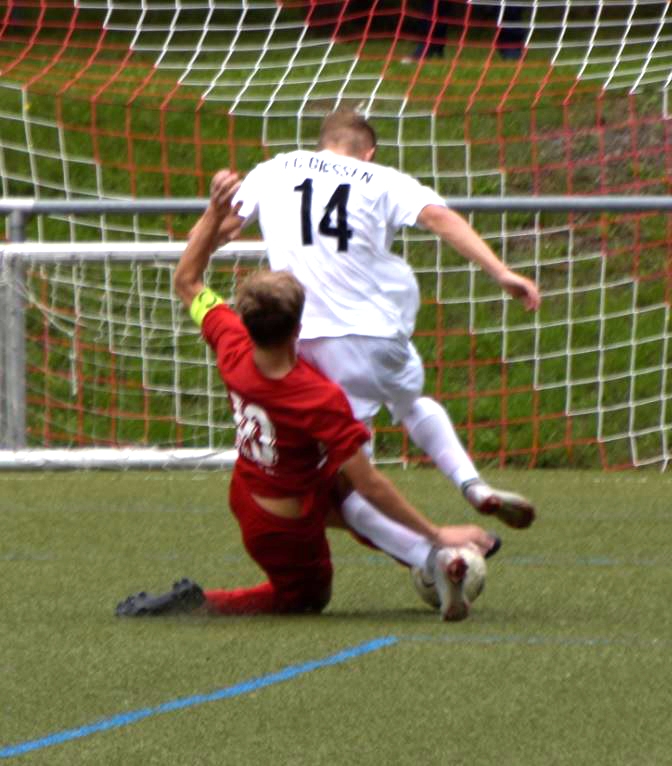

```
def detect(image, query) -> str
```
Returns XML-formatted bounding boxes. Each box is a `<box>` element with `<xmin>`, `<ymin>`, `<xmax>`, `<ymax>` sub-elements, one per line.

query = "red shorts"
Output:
<box><xmin>228</xmin><ymin>468</ymin><xmax>335</xmax><ymax>609</ymax></box>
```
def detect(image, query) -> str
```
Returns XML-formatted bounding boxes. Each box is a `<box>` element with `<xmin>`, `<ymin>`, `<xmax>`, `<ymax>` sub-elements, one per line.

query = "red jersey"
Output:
<box><xmin>201</xmin><ymin>304</ymin><xmax>370</xmax><ymax>497</ymax></box>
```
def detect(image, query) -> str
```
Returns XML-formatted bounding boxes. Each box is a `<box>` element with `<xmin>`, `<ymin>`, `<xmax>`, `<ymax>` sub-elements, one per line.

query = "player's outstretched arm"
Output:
<box><xmin>341</xmin><ymin>450</ymin><xmax>442</xmax><ymax>544</ymax></box>
<box><xmin>417</xmin><ymin>204</ymin><xmax>541</xmax><ymax>311</ymax></box>
<box><xmin>174</xmin><ymin>171</ymin><xmax>240</xmax><ymax>308</ymax></box>
<box><xmin>341</xmin><ymin>448</ymin><xmax>488</xmax><ymax>549</ymax></box>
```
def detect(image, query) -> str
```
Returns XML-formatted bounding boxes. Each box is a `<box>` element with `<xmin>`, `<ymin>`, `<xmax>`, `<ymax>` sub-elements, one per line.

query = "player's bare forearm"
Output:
<box><xmin>418</xmin><ymin>204</ymin><xmax>541</xmax><ymax>311</ymax></box>
<box><xmin>174</xmin><ymin>171</ymin><xmax>240</xmax><ymax>308</ymax></box>
<box><xmin>341</xmin><ymin>450</ymin><xmax>441</xmax><ymax>545</ymax></box>
<box><xmin>174</xmin><ymin>206</ymin><xmax>221</xmax><ymax>307</ymax></box>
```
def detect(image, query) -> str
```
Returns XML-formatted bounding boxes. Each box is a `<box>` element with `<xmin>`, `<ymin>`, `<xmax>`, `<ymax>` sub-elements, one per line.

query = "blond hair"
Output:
<box><xmin>317</xmin><ymin>109</ymin><xmax>377</xmax><ymax>156</ymax></box>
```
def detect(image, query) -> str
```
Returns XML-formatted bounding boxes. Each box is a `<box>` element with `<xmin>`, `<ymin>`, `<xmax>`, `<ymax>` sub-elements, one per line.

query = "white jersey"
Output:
<box><xmin>233</xmin><ymin>149</ymin><xmax>446</xmax><ymax>340</ymax></box>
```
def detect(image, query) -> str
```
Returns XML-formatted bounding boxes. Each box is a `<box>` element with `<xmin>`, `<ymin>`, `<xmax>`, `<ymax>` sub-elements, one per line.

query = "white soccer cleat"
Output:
<box><xmin>462</xmin><ymin>479</ymin><xmax>535</xmax><ymax>529</ymax></box>
<box><xmin>433</xmin><ymin>548</ymin><xmax>470</xmax><ymax>622</ymax></box>
<box><xmin>413</xmin><ymin>545</ymin><xmax>488</xmax><ymax>619</ymax></box>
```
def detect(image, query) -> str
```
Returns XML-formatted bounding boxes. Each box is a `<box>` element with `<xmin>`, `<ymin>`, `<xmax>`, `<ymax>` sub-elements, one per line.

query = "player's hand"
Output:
<box><xmin>209</xmin><ymin>169</ymin><xmax>241</xmax><ymax>218</ymax></box>
<box><xmin>433</xmin><ymin>524</ymin><xmax>496</xmax><ymax>556</ymax></box>
<box><xmin>216</xmin><ymin>209</ymin><xmax>243</xmax><ymax>246</ymax></box>
<box><xmin>499</xmin><ymin>270</ymin><xmax>541</xmax><ymax>311</ymax></box>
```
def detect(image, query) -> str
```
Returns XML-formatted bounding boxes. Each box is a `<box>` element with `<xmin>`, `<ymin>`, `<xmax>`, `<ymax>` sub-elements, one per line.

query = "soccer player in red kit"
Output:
<box><xmin>197</xmin><ymin>111</ymin><xmax>535</xmax><ymax>611</ymax></box>
<box><xmin>115</xmin><ymin>171</ymin><xmax>496</xmax><ymax>621</ymax></box>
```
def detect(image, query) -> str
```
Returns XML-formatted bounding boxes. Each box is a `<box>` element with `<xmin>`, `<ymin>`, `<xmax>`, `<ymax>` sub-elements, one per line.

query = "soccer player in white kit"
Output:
<box><xmin>205</xmin><ymin>110</ymin><xmax>541</xmax><ymax>594</ymax></box>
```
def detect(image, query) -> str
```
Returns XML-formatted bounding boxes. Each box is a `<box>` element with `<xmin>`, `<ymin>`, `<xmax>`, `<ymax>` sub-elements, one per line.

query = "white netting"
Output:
<box><xmin>1</xmin><ymin>1</ymin><xmax>671</xmax><ymax>468</ymax></box>
<box><xmin>1</xmin><ymin>2</ymin><xmax>671</xmax><ymax>238</ymax></box>
<box><xmin>1</xmin><ymin>235</ymin><xmax>670</xmax><ymax>469</ymax></box>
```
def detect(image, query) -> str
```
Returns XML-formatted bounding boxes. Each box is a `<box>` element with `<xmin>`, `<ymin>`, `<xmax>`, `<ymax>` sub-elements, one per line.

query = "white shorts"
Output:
<box><xmin>298</xmin><ymin>334</ymin><xmax>424</xmax><ymax>424</ymax></box>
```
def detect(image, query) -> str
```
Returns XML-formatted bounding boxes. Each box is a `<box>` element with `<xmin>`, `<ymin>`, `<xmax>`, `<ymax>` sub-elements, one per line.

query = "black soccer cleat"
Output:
<box><xmin>485</xmin><ymin>532</ymin><xmax>502</xmax><ymax>559</ymax></box>
<box><xmin>115</xmin><ymin>578</ymin><xmax>205</xmax><ymax>617</ymax></box>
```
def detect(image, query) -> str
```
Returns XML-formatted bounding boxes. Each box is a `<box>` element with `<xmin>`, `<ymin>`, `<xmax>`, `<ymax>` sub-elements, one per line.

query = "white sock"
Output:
<box><xmin>341</xmin><ymin>492</ymin><xmax>432</xmax><ymax>569</ymax></box>
<box><xmin>403</xmin><ymin>397</ymin><xmax>479</xmax><ymax>489</ymax></box>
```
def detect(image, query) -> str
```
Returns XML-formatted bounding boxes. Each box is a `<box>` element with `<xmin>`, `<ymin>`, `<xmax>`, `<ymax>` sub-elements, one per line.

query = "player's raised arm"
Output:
<box><xmin>417</xmin><ymin>203</ymin><xmax>541</xmax><ymax>312</ymax></box>
<box><xmin>174</xmin><ymin>171</ymin><xmax>240</xmax><ymax>308</ymax></box>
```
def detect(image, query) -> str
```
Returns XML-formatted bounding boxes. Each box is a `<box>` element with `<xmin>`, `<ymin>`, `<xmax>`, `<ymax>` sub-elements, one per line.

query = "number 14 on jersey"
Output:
<box><xmin>294</xmin><ymin>178</ymin><xmax>353</xmax><ymax>252</ymax></box>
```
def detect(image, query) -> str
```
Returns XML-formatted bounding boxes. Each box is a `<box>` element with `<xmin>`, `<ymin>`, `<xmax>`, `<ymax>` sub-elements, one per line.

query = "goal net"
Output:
<box><xmin>1</xmin><ymin>1</ymin><xmax>671</xmax><ymax>470</ymax></box>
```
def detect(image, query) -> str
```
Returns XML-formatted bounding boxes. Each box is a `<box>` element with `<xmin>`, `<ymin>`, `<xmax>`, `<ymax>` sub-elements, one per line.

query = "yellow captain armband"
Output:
<box><xmin>190</xmin><ymin>287</ymin><xmax>225</xmax><ymax>327</ymax></box>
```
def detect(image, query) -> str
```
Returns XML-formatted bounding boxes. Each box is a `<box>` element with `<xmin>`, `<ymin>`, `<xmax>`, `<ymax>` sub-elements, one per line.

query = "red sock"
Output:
<box><xmin>204</xmin><ymin>580</ymin><xmax>330</xmax><ymax>615</ymax></box>
<box><xmin>204</xmin><ymin>583</ymin><xmax>277</xmax><ymax>615</ymax></box>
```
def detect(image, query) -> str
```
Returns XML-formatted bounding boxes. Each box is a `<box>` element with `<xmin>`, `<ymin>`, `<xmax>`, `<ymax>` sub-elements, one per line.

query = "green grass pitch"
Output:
<box><xmin>1</xmin><ymin>467</ymin><xmax>671</xmax><ymax>765</ymax></box>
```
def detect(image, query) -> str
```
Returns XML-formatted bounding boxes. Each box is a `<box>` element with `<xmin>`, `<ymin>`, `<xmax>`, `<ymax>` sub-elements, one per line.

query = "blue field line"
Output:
<box><xmin>0</xmin><ymin>636</ymin><xmax>398</xmax><ymax>760</ymax></box>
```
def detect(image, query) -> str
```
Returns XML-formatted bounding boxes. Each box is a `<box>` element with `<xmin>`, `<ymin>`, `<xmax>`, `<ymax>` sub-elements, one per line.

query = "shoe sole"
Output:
<box><xmin>437</xmin><ymin>555</ymin><xmax>469</xmax><ymax>622</ymax></box>
<box><xmin>478</xmin><ymin>493</ymin><xmax>535</xmax><ymax>529</ymax></box>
